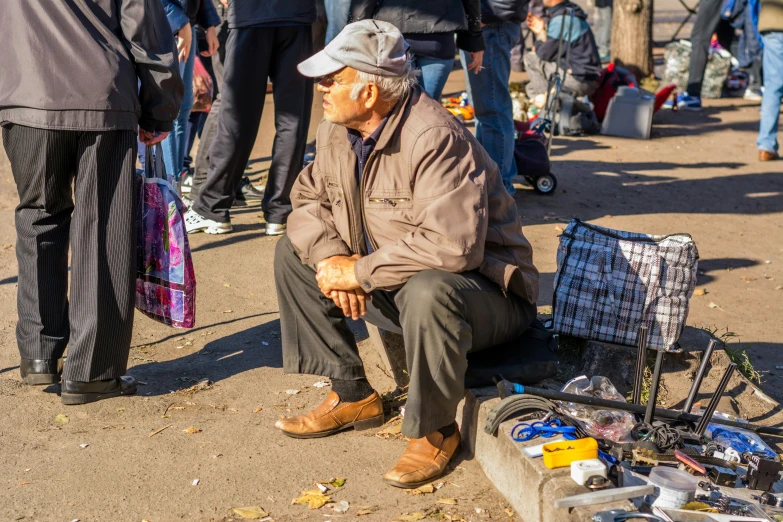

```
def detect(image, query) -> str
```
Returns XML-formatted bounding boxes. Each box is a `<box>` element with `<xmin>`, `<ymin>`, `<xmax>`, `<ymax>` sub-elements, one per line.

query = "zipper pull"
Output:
<box><xmin>383</xmin><ymin>198</ymin><xmax>397</xmax><ymax>207</ymax></box>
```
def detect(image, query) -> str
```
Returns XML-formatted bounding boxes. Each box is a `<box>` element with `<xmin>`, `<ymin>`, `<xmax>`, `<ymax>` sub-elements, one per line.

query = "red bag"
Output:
<box><xmin>590</xmin><ymin>63</ymin><xmax>638</xmax><ymax>122</ymax></box>
<box><xmin>192</xmin><ymin>56</ymin><xmax>213</xmax><ymax>113</ymax></box>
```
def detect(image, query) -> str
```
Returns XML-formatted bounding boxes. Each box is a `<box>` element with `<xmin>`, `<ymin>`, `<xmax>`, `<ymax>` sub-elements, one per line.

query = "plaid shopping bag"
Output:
<box><xmin>552</xmin><ymin>219</ymin><xmax>698</xmax><ymax>351</ymax></box>
<box><xmin>135</xmin><ymin>145</ymin><xmax>196</xmax><ymax>328</ymax></box>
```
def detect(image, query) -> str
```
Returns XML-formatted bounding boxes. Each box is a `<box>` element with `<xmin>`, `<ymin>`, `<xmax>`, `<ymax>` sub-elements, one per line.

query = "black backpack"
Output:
<box><xmin>465</xmin><ymin>320</ymin><xmax>559</xmax><ymax>388</ymax></box>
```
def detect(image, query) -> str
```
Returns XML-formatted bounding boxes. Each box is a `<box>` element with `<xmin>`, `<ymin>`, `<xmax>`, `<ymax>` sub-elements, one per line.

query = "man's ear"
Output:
<box><xmin>364</xmin><ymin>83</ymin><xmax>380</xmax><ymax>109</ymax></box>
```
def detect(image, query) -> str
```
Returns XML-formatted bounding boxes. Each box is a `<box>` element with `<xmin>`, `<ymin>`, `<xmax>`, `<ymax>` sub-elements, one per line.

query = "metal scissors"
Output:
<box><xmin>511</xmin><ymin>418</ymin><xmax>578</xmax><ymax>442</ymax></box>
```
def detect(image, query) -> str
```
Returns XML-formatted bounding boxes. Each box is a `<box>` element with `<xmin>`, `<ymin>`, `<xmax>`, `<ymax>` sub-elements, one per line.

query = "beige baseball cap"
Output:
<box><xmin>298</xmin><ymin>19</ymin><xmax>410</xmax><ymax>78</ymax></box>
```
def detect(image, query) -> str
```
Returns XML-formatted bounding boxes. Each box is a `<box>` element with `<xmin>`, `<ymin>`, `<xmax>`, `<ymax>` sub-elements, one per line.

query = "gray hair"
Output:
<box><xmin>349</xmin><ymin>61</ymin><xmax>420</xmax><ymax>104</ymax></box>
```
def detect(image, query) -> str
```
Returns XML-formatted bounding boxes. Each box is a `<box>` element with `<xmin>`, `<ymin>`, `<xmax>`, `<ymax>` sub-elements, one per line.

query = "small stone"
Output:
<box><xmin>192</xmin><ymin>479</ymin><xmax>200</xmax><ymax>486</ymax></box>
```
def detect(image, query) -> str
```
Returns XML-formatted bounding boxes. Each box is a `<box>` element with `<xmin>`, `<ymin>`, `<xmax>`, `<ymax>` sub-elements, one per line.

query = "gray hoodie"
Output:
<box><xmin>0</xmin><ymin>0</ymin><xmax>183</xmax><ymax>133</ymax></box>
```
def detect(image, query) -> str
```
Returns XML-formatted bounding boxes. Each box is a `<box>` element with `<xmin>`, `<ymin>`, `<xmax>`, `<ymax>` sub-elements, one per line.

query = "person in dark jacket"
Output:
<box><xmin>461</xmin><ymin>0</ymin><xmax>528</xmax><ymax>195</ymax></box>
<box><xmin>159</xmin><ymin>0</ymin><xmax>221</xmax><ymax>181</ymax></box>
<box><xmin>0</xmin><ymin>0</ymin><xmax>182</xmax><ymax>404</ymax></box>
<box><xmin>185</xmin><ymin>0</ymin><xmax>316</xmax><ymax>236</ymax></box>
<box><xmin>524</xmin><ymin>0</ymin><xmax>602</xmax><ymax>98</ymax></box>
<box><xmin>352</xmin><ymin>0</ymin><xmax>487</xmax><ymax>100</ymax></box>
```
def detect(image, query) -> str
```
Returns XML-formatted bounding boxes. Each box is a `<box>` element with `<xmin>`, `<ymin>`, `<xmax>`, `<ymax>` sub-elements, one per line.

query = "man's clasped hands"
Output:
<box><xmin>316</xmin><ymin>255</ymin><xmax>369</xmax><ymax>321</ymax></box>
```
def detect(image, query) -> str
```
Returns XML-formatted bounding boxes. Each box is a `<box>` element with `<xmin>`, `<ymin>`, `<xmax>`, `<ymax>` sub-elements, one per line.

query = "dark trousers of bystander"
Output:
<box><xmin>192</xmin><ymin>25</ymin><xmax>314</xmax><ymax>225</ymax></box>
<box><xmin>2</xmin><ymin>124</ymin><xmax>137</xmax><ymax>382</ymax></box>
<box><xmin>686</xmin><ymin>0</ymin><xmax>736</xmax><ymax>97</ymax></box>
<box><xmin>274</xmin><ymin>235</ymin><xmax>537</xmax><ymax>439</ymax></box>
<box><xmin>190</xmin><ymin>19</ymin><xmax>228</xmax><ymax>201</ymax></box>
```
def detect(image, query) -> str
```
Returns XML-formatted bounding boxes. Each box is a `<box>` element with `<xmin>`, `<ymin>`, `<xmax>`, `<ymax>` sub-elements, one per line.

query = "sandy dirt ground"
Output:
<box><xmin>1</xmin><ymin>15</ymin><xmax>782</xmax><ymax>522</ymax></box>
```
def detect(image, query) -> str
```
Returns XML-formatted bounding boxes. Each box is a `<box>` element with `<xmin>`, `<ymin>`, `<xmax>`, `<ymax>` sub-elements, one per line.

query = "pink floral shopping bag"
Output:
<box><xmin>135</xmin><ymin>145</ymin><xmax>196</xmax><ymax>328</ymax></box>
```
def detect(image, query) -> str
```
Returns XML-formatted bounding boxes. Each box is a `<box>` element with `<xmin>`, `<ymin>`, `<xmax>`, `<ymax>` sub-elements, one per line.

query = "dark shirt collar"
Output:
<box><xmin>347</xmin><ymin>116</ymin><xmax>389</xmax><ymax>147</ymax></box>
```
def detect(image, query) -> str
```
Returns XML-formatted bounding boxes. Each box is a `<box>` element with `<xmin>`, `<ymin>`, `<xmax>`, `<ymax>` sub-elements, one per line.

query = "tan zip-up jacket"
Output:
<box><xmin>287</xmin><ymin>88</ymin><xmax>539</xmax><ymax>304</ymax></box>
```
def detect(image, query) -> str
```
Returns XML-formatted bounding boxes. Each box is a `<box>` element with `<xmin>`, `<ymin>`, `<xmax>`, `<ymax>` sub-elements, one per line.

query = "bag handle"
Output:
<box><xmin>143</xmin><ymin>144</ymin><xmax>168</xmax><ymax>180</ymax></box>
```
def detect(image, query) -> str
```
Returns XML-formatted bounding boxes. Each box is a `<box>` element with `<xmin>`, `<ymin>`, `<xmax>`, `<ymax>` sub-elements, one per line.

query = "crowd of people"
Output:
<box><xmin>0</xmin><ymin>0</ymin><xmax>781</xmax><ymax>489</ymax></box>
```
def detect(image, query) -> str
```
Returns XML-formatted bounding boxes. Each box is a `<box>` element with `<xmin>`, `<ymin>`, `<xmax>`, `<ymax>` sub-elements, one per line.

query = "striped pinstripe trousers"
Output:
<box><xmin>2</xmin><ymin>124</ymin><xmax>137</xmax><ymax>382</ymax></box>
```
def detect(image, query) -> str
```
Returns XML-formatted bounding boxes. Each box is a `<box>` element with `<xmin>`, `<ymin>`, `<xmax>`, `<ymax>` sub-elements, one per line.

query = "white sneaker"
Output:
<box><xmin>184</xmin><ymin>209</ymin><xmax>233</xmax><ymax>234</ymax></box>
<box><xmin>265</xmin><ymin>223</ymin><xmax>287</xmax><ymax>236</ymax></box>
<box><xmin>181</xmin><ymin>174</ymin><xmax>193</xmax><ymax>194</ymax></box>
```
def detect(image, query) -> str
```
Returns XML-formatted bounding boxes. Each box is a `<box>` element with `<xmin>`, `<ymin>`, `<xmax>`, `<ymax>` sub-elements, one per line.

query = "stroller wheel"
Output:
<box><xmin>534</xmin><ymin>174</ymin><xmax>557</xmax><ymax>195</ymax></box>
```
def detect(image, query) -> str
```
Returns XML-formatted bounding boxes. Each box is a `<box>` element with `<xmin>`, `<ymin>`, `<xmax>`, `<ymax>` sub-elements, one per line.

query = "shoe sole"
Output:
<box><xmin>265</xmin><ymin>230</ymin><xmax>286</xmax><ymax>236</ymax></box>
<box><xmin>61</xmin><ymin>385</ymin><xmax>137</xmax><ymax>405</ymax></box>
<box><xmin>277</xmin><ymin>414</ymin><xmax>385</xmax><ymax>439</ymax></box>
<box><xmin>205</xmin><ymin>225</ymin><xmax>232</xmax><ymax>235</ymax></box>
<box><xmin>22</xmin><ymin>373</ymin><xmax>61</xmax><ymax>385</ymax></box>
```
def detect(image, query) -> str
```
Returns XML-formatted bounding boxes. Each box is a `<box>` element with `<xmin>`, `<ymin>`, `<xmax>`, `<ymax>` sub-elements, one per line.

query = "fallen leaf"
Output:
<box><xmin>184</xmin><ymin>426</ymin><xmax>202</xmax><ymax>434</ymax></box>
<box><xmin>505</xmin><ymin>508</ymin><xmax>515</xmax><ymax>517</ymax></box>
<box><xmin>355</xmin><ymin>507</ymin><xmax>376</xmax><ymax>516</ymax></box>
<box><xmin>708</xmin><ymin>302</ymin><xmax>725</xmax><ymax>311</ymax></box>
<box><xmin>253</xmin><ymin>407</ymin><xmax>263</xmax><ymax>413</ymax></box>
<box><xmin>328</xmin><ymin>477</ymin><xmax>346</xmax><ymax>488</ymax></box>
<box><xmin>693</xmin><ymin>287</ymin><xmax>707</xmax><ymax>296</ymax></box>
<box><xmin>377</xmin><ymin>422</ymin><xmax>402</xmax><ymax>436</ymax></box>
<box><xmin>231</xmin><ymin>506</ymin><xmax>269</xmax><ymax>519</ymax></box>
<box><xmin>148</xmin><ymin>424</ymin><xmax>172</xmax><ymax>437</ymax></box>
<box><xmin>54</xmin><ymin>413</ymin><xmax>69</xmax><ymax>425</ymax></box>
<box><xmin>396</xmin><ymin>513</ymin><xmax>425</xmax><ymax>521</ymax></box>
<box><xmin>223</xmin><ymin>283</ymin><xmax>231</xmax><ymax>288</ymax></box>
<box><xmin>292</xmin><ymin>490</ymin><xmax>332</xmax><ymax>509</ymax></box>
<box><xmin>438</xmin><ymin>498</ymin><xmax>458</xmax><ymax>505</ymax></box>
<box><xmin>406</xmin><ymin>484</ymin><xmax>435</xmax><ymax>495</ymax></box>
<box><xmin>332</xmin><ymin>500</ymin><xmax>350</xmax><ymax>513</ymax></box>
<box><xmin>740</xmin><ymin>276</ymin><xmax>757</xmax><ymax>282</ymax></box>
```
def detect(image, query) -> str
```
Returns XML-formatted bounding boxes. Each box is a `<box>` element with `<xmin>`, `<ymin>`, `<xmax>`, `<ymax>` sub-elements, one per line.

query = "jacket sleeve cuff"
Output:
<box><xmin>199</xmin><ymin>0</ymin><xmax>222</xmax><ymax>29</ymax></box>
<box><xmin>138</xmin><ymin>117</ymin><xmax>174</xmax><ymax>133</ymax></box>
<box><xmin>309</xmin><ymin>240</ymin><xmax>352</xmax><ymax>268</ymax></box>
<box><xmin>456</xmin><ymin>30</ymin><xmax>486</xmax><ymax>53</ymax></box>
<box><xmin>354</xmin><ymin>256</ymin><xmax>377</xmax><ymax>293</ymax></box>
<box><xmin>166</xmin><ymin>7</ymin><xmax>190</xmax><ymax>34</ymax></box>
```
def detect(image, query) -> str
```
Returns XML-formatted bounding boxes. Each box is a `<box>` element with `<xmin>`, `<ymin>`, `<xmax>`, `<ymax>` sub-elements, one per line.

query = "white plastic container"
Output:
<box><xmin>648</xmin><ymin>467</ymin><xmax>700</xmax><ymax>509</ymax></box>
<box><xmin>571</xmin><ymin>459</ymin><xmax>607</xmax><ymax>486</ymax></box>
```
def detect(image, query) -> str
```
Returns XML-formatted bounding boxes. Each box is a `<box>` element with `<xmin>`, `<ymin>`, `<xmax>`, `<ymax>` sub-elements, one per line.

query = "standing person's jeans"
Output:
<box><xmin>161</xmin><ymin>25</ymin><xmax>196</xmax><ymax>180</ymax></box>
<box><xmin>460</xmin><ymin>22</ymin><xmax>521</xmax><ymax>195</ymax></box>
<box><xmin>325</xmin><ymin>0</ymin><xmax>351</xmax><ymax>44</ymax></box>
<box><xmin>758</xmin><ymin>32</ymin><xmax>783</xmax><ymax>154</ymax></box>
<box><xmin>412</xmin><ymin>56</ymin><xmax>454</xmax><ymax>101</ymax></box>
<box><xmin>592</xmin><ymin>4</ymin><xmax>612</xmax><ymax>58</ymax></box>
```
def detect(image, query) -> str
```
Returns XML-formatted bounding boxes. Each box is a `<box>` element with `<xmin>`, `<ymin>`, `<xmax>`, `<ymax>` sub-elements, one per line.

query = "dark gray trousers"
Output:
<box><xmin>274</xmin><ymin>236</ymin><xmax>536</xmax><ymax>438</ymax></box>
<box><xmin>2</xmin><ymin>124</ymin><xmax>137</xmax><ymax>382</ymax></box>
<box><xmin>192</xmin><ymin>25</ymin><xmax>313</xmax><ymax>224</ymax></box>
<box><xmin>191</xmin><ymin>18</ymin><xmax>228</xmax><ymax>201</ymax></box>
<box><xmin>686</xmin><ymin>0</ymin><xmax>735</xmax><ymax>96</ymax></box>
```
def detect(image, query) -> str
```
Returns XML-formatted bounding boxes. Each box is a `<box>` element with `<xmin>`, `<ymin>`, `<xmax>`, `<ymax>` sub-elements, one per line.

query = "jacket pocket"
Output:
<box><xmin>365</xmin><ymin>189</ymin><xmax>413</xmax><ymax>210</ymax></box>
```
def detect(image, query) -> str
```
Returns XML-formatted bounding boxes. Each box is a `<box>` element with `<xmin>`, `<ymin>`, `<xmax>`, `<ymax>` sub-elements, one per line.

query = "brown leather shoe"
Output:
<box><xmin>274</xmin><ymin>391</ymin><xmax>384</xmax><ymax>439</ymax></box>
<box><xmin>384</xmin><ymin>426</ymin><xmax>461</xmax><ymax>488</ymax></box>
<box><xmin>759</xmin><ymin>150</ymin><xmax>780</xmax><ymax>161</ymax></box>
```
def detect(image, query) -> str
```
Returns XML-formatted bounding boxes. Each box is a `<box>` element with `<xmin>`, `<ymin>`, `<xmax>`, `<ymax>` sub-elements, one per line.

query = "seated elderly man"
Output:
<box><xmin>274</xmin><ymin>20</ymin><xmax>539</xmax><ymax>488</ymax></box>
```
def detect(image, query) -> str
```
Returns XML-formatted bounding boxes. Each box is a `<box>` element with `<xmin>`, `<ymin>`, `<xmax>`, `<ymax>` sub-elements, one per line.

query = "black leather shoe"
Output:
<box><xmin>20</xmin><ymin>359</ymin><xmax>63</xmax><ymax>385</ymax></box>
<box><xmin>61</xmin><ymin>376</ymin><xmax>137</xmax><ymax>405</ymax></box>
<box><xmin>234</xmin><ymin>176</ymin><xmax>264</xmax><ymax>204</ymax></box>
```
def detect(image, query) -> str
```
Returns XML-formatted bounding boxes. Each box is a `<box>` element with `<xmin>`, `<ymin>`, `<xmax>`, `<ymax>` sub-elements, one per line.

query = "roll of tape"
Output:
<box><xmin>571</xmin><ymin>459</ymin><xmax>608</xmax><ymax>486</ymax></box>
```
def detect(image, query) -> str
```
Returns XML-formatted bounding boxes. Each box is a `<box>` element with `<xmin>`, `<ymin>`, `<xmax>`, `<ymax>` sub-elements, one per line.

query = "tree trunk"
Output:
<box><xmin>611</xmin><ymin>0</ymin><xmax>654</xmax><ymax>78</ymax></box>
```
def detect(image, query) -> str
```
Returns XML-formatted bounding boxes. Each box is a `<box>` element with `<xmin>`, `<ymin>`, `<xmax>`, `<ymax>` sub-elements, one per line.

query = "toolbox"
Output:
<box><xmin>542</xmin><ymin>437</ymin><xmax>598</xmax><ymax>469</ymax></box>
